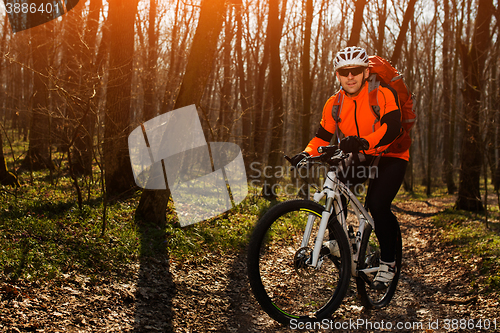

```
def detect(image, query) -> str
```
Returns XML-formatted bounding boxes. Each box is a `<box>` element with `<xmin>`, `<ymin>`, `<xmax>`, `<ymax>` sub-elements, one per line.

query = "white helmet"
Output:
<box><xmin>334</xmin><ymin>46</ymin><xmax>369</xmax><ymax>72</ymax></box>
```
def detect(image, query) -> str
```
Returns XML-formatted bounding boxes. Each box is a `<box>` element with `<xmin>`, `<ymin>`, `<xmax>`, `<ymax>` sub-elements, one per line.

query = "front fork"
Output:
<box><xmin>302</xmin><ymin>194</ymin><xmax>368</xmax><ymax>275</ymax></box>
<box><xmin>300</xmin><ymin>194</ymin><xmax>336</xmax><ymax>269</ymax></box>
<box><xmin>299</xmin><ymin>181</ymin><xmax>373</xmax><ymax>275</ymax></box>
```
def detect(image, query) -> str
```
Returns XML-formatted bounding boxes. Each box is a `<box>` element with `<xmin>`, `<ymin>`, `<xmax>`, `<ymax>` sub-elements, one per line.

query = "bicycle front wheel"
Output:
<box><xmin>247</xmin><ymin>200</ymin><xmax>351</xmax><ymax>325</ymax></box>
<box><xmin>356</xmin><ymin>222</ymin><xmax>402</xmax><ymax>308</ymax></box>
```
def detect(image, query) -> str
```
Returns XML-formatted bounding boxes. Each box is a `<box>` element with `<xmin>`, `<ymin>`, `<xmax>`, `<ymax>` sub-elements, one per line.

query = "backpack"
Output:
<box><xmin>332</xmin><ymin>55</ymin><xmax>416</xmax><ymax>154</ymax></box>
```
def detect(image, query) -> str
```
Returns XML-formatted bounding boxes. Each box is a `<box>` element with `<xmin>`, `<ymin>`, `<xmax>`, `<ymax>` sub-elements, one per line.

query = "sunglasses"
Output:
<box><xmin>337</xmin><ymin>67</ymin><xmax>366</xmax><ymax>77</ymax></box>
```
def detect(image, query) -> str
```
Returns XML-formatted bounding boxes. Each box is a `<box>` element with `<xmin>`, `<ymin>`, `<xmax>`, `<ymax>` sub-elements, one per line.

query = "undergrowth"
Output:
<box><xmin>433</xmin><ymin>208</ymin><xmax>500</xmax><ymax>293</ymax></box>
<box><xmin>0</xmin><ymin>172</ymin><xmax>141</xmax><ymax>281</ymax></box>
<box><xmin>1</xmin><ymin>137</ymin><xmax>499</xmax><ymax>294</ymax></box>
<box><xmin>0</xmin><ymin>164</ymin><xmax>274</xmax><ymax>282</ymax></box>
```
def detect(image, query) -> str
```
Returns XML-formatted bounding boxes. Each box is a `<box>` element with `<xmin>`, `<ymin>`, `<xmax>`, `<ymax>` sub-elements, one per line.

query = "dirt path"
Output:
<box><xmin>1</xmin><ymin>197</ymin><xmax>499</xmax><ymax>332</ymax></box>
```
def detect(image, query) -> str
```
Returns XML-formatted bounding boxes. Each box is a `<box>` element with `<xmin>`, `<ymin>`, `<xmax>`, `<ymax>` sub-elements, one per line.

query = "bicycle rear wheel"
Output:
<box><xmin>247</xmin><ymin>200</ymin><xmax>351</xmax><ymax>325</ymax></box>
<box><xmin>356</xmin><ymin>222</ymin><xmax>402</xmax><ymax>308</ymax></box>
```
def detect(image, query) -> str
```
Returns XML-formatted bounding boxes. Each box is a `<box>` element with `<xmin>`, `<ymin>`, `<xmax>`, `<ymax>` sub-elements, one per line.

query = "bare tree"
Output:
<box><xmin>103</xmin><ymin>0</ymin><xmax>140</xmax><ymax>198</ymax></box>
<box><xmin>136</xmin><ymin>0</ymin><xmax>228</xmax><ymax>225</ymax></box>
<box><xmin>252</xmin><ymin>1</ymin><xmax>272</xmax><ymax>166</ymax></box>
<box><xmin>235</xmin><ymin>0</ymin><xmax>252</xmax><ymax>163</ymax></box>
<box><xmin>425</xmin><ymin>0</ymin><xmax>438</xmax><ymax>197</ymax></box>
<box><xmin>21</xmin><ymin>25</ymin><xmax>54</xmax><ymax>172</ymax></box>
<box><xmin>456</xmin><ymin>0</ymin><xmax>494</xmax><ymax>211</ymax></box>
<box><xmin>262</xmin><ymin>0</ymin><xmax>286</xmax><ymax>199</ymax></box>
<box><xmin>143</xmin><ymin>0</ymin><xmax>159</xmax><ymax>122</ymax></box>
<box><xmin>216</xmin><ymin>5</ymin><xmax>236</xmax><ymax>142</ymax></box>
<box><xmin>336</xmin><ymin>1</ymin><xmax>348</xmax><ymax>50</ymax></box>
<box><xmin>402</xmin><ymin>14</ymin><xmax>417</xmax><ymax>192</ymax></box>
<box><xmin>494</xmin><ymin>38</ymin><xmax>500</xmax><ymax>191</ymax></box>
<box><xmin>348</xmin><ymin>0</ymin><xmax>368</xmax><ymax>46</ymax></box>
<box><xmin>301</xmin><ymin>0</ymin><xmax>313</xmax><ymax>149</ymax></box>
<box><xmin>376</xmin><ymin>0</ymin><xmax>387</xmax><ymax>55</ymax></box>
<box><xmin>442</xmin><ymin>0</ymin><xmax>456</xmax><ymax>194</ymax></box>
<box><xmin>58</xmin><ymin>1</ymin><xmax>101</xmax><ymax>177</ymax></box>
<box><xmin>390</xmin><ymin>0</ymin><xmax>418</xmax><ymax>65</ymax></box>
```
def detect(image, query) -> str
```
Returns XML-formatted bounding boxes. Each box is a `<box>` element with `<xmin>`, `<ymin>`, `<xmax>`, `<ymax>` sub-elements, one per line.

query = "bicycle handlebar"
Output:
<box><xmin>285</xmin><ymin>145</ymin><xmax>348</xmax><ymax>169</ymax></box>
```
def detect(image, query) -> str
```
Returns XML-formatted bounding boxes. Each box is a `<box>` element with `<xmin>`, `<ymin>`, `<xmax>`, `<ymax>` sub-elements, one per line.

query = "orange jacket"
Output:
<box><xmin>305</xmin><ymin>82</ymin><xmax>409</xmax><ymax>161</ymax></box>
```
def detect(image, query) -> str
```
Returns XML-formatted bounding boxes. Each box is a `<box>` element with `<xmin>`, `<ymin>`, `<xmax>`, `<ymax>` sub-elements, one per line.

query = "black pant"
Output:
<box><xmin>337</xmin><ymin>154</ymin><xmax>407</xmax><ymax>262</ymax></box>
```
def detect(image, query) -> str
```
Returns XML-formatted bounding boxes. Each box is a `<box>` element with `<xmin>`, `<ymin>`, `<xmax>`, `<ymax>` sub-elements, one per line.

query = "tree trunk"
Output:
<box><xmin>402</xmin><ymin>16</ymin><xmax>416</xmax><ymax>192</ymax></box>
<box><xmin>174</xmin><ymin>1</ymin><xmax>227</xmax><ymax>109</ymax></box>
<box><xmin>490</xmin><ymin>35</ymin><xmax>500</xmax><ymax>190</ymax></box>
<box><xmin>390</xmin><ymin>0</ymin><xmax>417</xmax><ymax>65</ymax></box>
<box><xmin>22</xmin><ymin>25</ymin><xmax>54</xmax><ymax>171</ymax></box>
<box><xmin>218</xmin><ymin>5</ymin><xmax>235</xmax><ymax>142</ymax></box>
<box><xmin>161</xmin><ymin>0</ymin><xmax>182</xmax><ymax>111</ymax></box>
<box><xmin>143</xmin><ymin>0</ymin><xmax>159</xmax><ymax>122</ymax></box>
<box><xmin>253</xmin><ymin>2</ymin><xmax>271</xmax><ymax>166</ymax></box>
<box><xmin>301</xmin><ymin>0</ymin><xmax>313</xmax><ymax>149</ymax></box>
<box><xmin>347</xmin><ymin>0</ymin><xmax>367</xmax><ymax>46</ymax></box>
<box><xmin>336</xmin><ymin>1</ymin><xmax>347</xmax><ymax>50</ymax></box>
<box><xmin>485</xmin><ymin>18</ymin><xmax>498</xmax><ymax>189</ymax></box>
<box><xmin>456</xmin><ymin>0</ymin><xmax>493</xmax><ymax>211</ymax></box>
<box><xmin>425</xmin><ymin>0</ymin><xmax>437</xmax><ymax>197</ymax></box>
<box><xmin>136</xmin><ymin>0</ymin><xmax>227</xmax><ymax>225</ymax></box>
<box><xmin>261</xmin><ymin>0</ymin><xmax>286</xmax><ymax>200</ymax></box>
<box><xmin>62</xmin><ymin>2</ymin><xmax>98</xmax><ymax>177</ymax></box>
<box><xmin>0</xmin><ymin>15</ymin><xmax>8</xmax><ymax>123</ymax></box>
<box><xmin>495</xmin><ymin>73</ymin><xmax>500</xmax><ymax>191</ymax></box>
<box><xmin>442</xmin><ymin>0</ymin><xmax>456</xmax><ymax>194</ymax></box>
<box><xmin>495</xmin><ymin>105</ymin><xmax>500</xmax><ymax>191</ymax></box>
<box><xmin>449</xmin><ymin>0</ymin><xmax>461</xmax><ymax>193</ymax></box>
<box><xmin>0</xmin><ymin>133</ymin><xmax>19</xmax><ymax>186</ymax></box>
<box><xmin>77</xmin><ymin>0</ymin><xmax>102</xmax><ymax>175</ymax></box>
<box><xmin>235</xmin><ymin>0</ymin><xmax>252</xmax><ymax>163</ymax></box>
<box><xmin>376</xmin><ymin>0</ymin><xmax>387</xmax><ymax>56</ymax></box>
<box><xmin>103</xmin><ymin>0</ymin><xmax>140</xmax><ymax>199</ymax></box>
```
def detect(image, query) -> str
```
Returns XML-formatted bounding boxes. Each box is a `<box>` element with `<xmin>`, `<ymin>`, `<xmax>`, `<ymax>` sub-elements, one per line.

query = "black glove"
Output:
<box><xmin>339</xmin><ymin>136</ymin><xmax>369</xmax><ymax>154</ymax></box>
<box><xmin>290</xmin><ymin>152</ymin><xmax>309</xmax><ymax>168</ymax></box>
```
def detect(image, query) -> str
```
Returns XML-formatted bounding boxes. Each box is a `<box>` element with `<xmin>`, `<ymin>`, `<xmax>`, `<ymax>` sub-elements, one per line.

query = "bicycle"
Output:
<box><xmin>247</xmin><ymin>145</ymin><xmax>402</xmax><ymax>325</ymax></box>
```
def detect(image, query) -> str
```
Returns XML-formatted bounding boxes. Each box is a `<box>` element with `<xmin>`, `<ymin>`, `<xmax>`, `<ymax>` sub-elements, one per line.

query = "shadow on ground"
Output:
<box><xmin>134</xmin><ymin>219</ymin><xmax>176</xmax><ymax>332</ymax></box>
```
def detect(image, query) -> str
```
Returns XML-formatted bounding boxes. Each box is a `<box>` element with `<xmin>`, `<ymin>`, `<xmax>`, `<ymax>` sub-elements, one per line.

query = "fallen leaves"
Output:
<box><xmin>1</xmin><ymin>197</ymin><xmax>499</xmax><ymax>332</ymax></box>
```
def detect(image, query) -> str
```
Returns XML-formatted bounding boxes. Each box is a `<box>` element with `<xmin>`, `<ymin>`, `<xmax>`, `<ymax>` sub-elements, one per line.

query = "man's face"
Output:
<box><xmin>336</xmin><ymin>66</ymin><xmax>369</xmax><ymax>96</ymax></box>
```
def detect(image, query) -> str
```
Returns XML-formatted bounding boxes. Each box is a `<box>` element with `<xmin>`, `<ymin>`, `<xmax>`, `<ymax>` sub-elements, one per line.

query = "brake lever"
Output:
<box><xmin>284</xmin><ymin>155</ymin><xmax>310</xmax><ymax>169</ymax></box>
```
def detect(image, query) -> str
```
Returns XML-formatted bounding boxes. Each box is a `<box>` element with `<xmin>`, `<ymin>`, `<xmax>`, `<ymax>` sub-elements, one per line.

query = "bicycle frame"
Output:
<box><xmin>300</xmin><ymin>166</ymin><xmax>376</xmax><ymax>277</ymax></box>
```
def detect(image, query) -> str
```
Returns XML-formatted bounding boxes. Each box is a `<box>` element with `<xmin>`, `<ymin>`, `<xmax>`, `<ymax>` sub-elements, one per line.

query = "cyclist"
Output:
<box><xmin>291</xmin><ymin>46</ymin><xmax>408</xmax><ymax>290</ymax></box>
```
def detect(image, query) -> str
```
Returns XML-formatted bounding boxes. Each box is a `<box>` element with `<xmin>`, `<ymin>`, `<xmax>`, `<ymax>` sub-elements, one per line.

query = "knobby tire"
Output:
<box><xmin>356</xmin><ymin>223</ymin><xmax>402</xmax><ymax>308</ymax></box>
<box><xmin>247</xmin><ymin>200</ymin><xmax>351</xmax><ymax>325</ymax></box>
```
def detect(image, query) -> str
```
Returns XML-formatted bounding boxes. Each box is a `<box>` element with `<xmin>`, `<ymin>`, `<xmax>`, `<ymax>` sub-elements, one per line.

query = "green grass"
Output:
<box><xmin>0</xmin><ymin>134</ymin><xmax>285</xmax><ymax>282</ymax></box>
<box><xmin>0</xmin><ymin>175</ymin><xmax>279</xmax><ymax>281</ymax></box>
<box><xmin>394</xmin><ymin>183</ymin><xmax>453</xmax><ymax>202</ymax></box>
<box><xmin>0</xmin><ymin>159</ymin><xmax>276</xmax><ymax>282</ymax></box>
<box><xmin>0</xmin><ymin>174</ymin><xmax>141</xmax><ymax>281</ymax></box>
<box><xmin>394</xmin><ymin>181</ymin><xmax>500</xmax><ymax>292</ymax></box>
<box><xmin>433</xmin><ymin>208</ymin><xmax>500</xmax><ymax>292</ymax></box>
<box><xmin>162</xmin><ymin>193</ymin><xmax>267</xmax><ymax>261</ymax></box>
<box><xmin>2</xmin><ymin>135</ymin><xmax>500</xmax><ymax>291</ymax></box>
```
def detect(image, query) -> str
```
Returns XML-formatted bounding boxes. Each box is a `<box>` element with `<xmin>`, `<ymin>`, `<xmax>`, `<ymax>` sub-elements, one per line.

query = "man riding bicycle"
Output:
<box><xmin>291</xmin><ymin>46</ymin><xmax>408</xmax><ymax>290</ymax></box>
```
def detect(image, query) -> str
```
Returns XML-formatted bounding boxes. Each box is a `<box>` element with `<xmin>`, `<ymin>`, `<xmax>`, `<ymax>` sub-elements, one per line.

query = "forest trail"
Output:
<box><xmin>1</xmin><ymin>197</ymin><xmax>499</xmax><ymax>332</ymax></box>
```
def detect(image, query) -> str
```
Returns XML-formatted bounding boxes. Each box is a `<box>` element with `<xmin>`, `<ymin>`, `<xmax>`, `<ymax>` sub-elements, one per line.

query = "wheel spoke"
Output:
<box><xmin>247</xmin><ymin>200</ymin><xmax>351</xmax><ymax>324</ymax></box>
